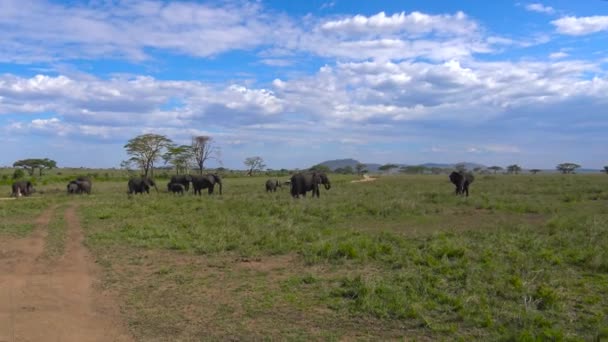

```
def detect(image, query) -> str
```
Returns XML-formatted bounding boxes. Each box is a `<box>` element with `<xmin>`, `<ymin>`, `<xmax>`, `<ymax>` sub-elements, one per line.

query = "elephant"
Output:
<box><xmin>290</xmin><ymin>172</ymin><xmax>331</xmax><ymax>198</ymax></box>
<box><xmin>11</xmin><ymin>180</ymin><xmax>35</xmax><ymax>197</ymax></box>
<box><xmin>170</xmin><ymin>175</ymin><xmax>192</xmax><ymax>192</ymax></box>
<box><xmin>191</xmin><ymin>174</ymin><xmax>223</xmax><ymax>195</ymax></box>
<box><xmin>167</xmin><ymin>182</ymin><xmax>185</xmax><ymax>195</ymax></box>
<box><xmin>67</xmin><ymin>181</ymin><xmax>80</xmax><ymax>194</ymax></box>
<box><xmin>265</xmin><ymin>179</ymin><xmax>281</xmax><ymax>192</ymax></box>
<box><xmin>75</xmin><ymin>179</ymin><xmax>92</xmax><ymax>194</ymax></box>
<box><xmin>449</xmin><ymin>171</ymin><xmax>474</xmax><ymax>197</ymax></box>
<box><xmin>128</xmin><ymin>177</ymin><xmax>158</xmax><ymax>195</ymax></box>
<box><xmin>67</xmin><ymin>178</ymin><xmax>92</xmax><ymax>195</ymax></box>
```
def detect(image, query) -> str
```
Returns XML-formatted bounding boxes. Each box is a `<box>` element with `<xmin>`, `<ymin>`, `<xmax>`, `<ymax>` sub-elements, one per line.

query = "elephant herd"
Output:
<box><xmin>8</xmin><ymin>170</ymin><xmax>474</xmax><ymax>199</ymax></box>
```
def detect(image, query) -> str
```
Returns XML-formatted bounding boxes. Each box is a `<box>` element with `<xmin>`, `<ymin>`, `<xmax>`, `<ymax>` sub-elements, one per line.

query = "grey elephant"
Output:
<box><xmin>449</xmin><ymin>171</ymin><xmax>474</xmax><ymax>197</ymax></box>
<box><xmin>167</xmin><ymin>182</ymin><xmax>185</xmax><ymax>195</ymax></box>
<box><xmin>170</xmin><ymin>175</ymin><xmax>192</xmax><ymax>192</ymax></box>
<box><xmin>265</xmin><ymin>179</ymin><xmax>281</xmax><ymax>192</ymax></box>
<box><xmin>191</xmin><ymin>174</ymin><xmax>223</xmax><ymax>195</ymax></box>
<box><xmin>67</xmin><ymin>181</ymin><xmax>80</xmax><ymax>194</ymax></box>
<box><xmin>290</xmin><ymin>172</ymin><xmax>331</xmax><ymax>198</ymax></box>
<box><xmin>11</xmin><ymin>180</ymin><xmax>35</xmax><ymax>197</ymax></box>
<box><xmin>128</xmin><ymin>177</ymin><xmax>158</xmax><ymax>194</ymax></box>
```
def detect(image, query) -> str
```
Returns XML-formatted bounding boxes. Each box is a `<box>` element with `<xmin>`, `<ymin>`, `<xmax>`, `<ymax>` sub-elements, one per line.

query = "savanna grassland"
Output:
<box><xmin>1</xmin><ymin>173</ymin><xmax>608</xmax><ymax>341</ymax></box>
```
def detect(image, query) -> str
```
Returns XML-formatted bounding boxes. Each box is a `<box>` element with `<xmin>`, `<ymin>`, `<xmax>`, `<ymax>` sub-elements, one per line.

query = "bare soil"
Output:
<box><xmin>350</xmin><ymin>174</ymin><xmax>378</xmax><ymax>183</ymax></box>
<box><xmin>0</xmin><ymin>204</ymin><xmax>132</xmax><ymax>342</ymax></box>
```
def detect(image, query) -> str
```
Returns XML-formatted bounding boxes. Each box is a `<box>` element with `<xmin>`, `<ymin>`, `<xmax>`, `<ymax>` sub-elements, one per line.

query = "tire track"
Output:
<box><xmin>0</xmin><ymin>204</ymin><xmax>132</xmax><ymax>342</ymax></box>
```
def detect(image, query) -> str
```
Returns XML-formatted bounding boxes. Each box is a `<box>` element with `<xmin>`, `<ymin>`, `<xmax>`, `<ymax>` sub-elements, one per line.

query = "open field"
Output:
<box><xmin>1</xmin><ymin>174</ymin><xmax>608</xmax><ymax>340</ymax></box>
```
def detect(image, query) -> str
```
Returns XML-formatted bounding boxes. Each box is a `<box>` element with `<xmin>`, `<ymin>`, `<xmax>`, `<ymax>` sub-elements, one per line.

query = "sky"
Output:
<box><xmin>0</xmin><ymin>0</ymin><xmax>607</xmax><ymax>170</ymax></box>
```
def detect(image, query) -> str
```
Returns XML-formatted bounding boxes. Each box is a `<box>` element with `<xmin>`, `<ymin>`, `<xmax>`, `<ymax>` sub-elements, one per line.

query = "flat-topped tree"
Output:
<box><xmin>379</xmin><ymin>164</ymin><xmax>399</xmax><ymax>173</ymax></box>
<box><xmin>488</xmin><ymin>166</ymin><xmax>503</xmax><ymax>174</ymax></box>
<box><xmin>124</xmin><ymin>133</ymin><xmax>173</xmax><ymax>178</ymax></box>
<box><xmin>13</xmin><ymin>158</ymin><xmax>57</xmax><ymax>176</ymax></box>
<box><xmin>603</xmin><ymin>166</ymin><xmax>608</xmax><ymax>174</ymax></box>
<box><xmin>507</xmin><ymin>164</ymin><xmax>522</xmax><ymax>174</ymax></box>
<box><xmin>529</xmin><ymin>169</ymin><xmax>542</xmax><ymax>174</ymax></box>
<box><xmin>163</xmin><ymin>145</ymin><xmax>193</xmax><ymax>175</ymax></box>
<box><xmin>556</xmin><ymin>163</ymin><xmax>580</xmax><ymax>174</ymax></box>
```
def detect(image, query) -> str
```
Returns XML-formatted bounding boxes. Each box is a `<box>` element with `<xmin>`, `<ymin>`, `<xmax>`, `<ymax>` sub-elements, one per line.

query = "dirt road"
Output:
<box><xmin>0</xmin><ymin>204</ymin><xmax>132</xmax><ymax>342</ymax></box>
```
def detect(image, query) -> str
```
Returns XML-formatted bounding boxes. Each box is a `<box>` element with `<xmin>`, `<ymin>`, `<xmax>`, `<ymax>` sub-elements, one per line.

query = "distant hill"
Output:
<box><xmin>317</xmin><ymin>159</ymin><xmax>486</xmax><ymax>172</ymax></box>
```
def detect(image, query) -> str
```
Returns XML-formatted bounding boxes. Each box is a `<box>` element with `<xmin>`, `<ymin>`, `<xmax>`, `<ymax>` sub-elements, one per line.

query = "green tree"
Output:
<box><xmin>556</xmin><ymin>163</ymin><xmax>580</xmax><ymax>174</ymax></box>
<box><xmin>163</xmin><ymin>145</ymin><xmax>193</xmax><ymax>174</ymax></box>
<box><xmin>488</xmin><ymin>166</ymin><xmax>503</xmax><ymax>174</ymax></box>
<box><xmin>355</xmin><ymin>163</ymin><xmax>367</xmax><ymax>176</ymax></box>
<box><xmin>378</xmin><ymin>163</ymin><xmax>399</xmax><ymax>173</ymax></box>
<box><xmin>507</xmin><ymin>164</ymin><xmax>522</xmax><ymax>174</ymax></box>
<box><xmin>604</xmin><ymin>166</ymin><xmax>608</xmax><ymax>174</ymax></box>
<box><xmin>13</xmin><ymin>158</ymin><xmax>57</xmax><ymax>176</ymax></box>
<box><xmin>529</xmin><ymin>169</ymin><xmax>542</xmax><ymax>174</ymax></box>
<box><xmin>400</xmin><ymin>165</ymin><xmax>426</xmax><ymax>174</ymax></box>
<box><xmin>335</xmin><ymin>166</ymin><xmax>354</xmax><ymax>174</ymax></box>
<box><xmin>124</xmin><ymin>133</ymin><xmax>173</xmax><ymax>177</ymax></box>
<box><xmin>310</xmin><ymin>164</ymin><xmax>331</xmax><ymax>173</ymax></box>
<box><xmin>244</xmin><ymin>156</ymin><xmax>266</xmax><ymax>176</ymax></box>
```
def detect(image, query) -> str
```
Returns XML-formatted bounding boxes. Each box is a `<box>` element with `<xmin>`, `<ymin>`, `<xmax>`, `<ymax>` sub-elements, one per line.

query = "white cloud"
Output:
<box><xmin>525</xmin><ymin>3</ymin><xmax>555</xmax><ymax>14</ymax></box>
<box><xmin>549</xmin><ymin>51</ymin><xmax>569</xmax><ymax>59</ymax></box>
<box><xmin>552</xmin><ymin>16</ymin><xmax>608</xmax><ymax>36</ymax></box>
<box><xmin>320</xmin><ymin>11</ymin><xmax>477</xmax><ymax>36</ymax></box>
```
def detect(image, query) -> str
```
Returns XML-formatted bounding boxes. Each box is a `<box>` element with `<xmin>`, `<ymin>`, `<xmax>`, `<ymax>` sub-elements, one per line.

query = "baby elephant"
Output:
<box><xmin>167</xmin><ymin>182</ymin><xmax>185</xmax><ymax>195</ymax></box>
<box><xmin>265</xmin><ymin>179</ymin><xmax>281</xmax><ymax>192</ymax></box>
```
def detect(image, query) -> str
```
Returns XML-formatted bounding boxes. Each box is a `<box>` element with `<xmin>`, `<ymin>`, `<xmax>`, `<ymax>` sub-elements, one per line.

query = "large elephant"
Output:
<box><xmin>290</xmin><ymin>172</ymin><xmax>331</xmax><ymax>198</ymax></box>
<box><xmin>449</xmin><ymin>171</ymin><xmax>474</xmax><ymax>197</ymax></box>
<box><xmin>170</xmin><ymin>175</ymin><xmax>192</xmax><ymax>192</ymax></box>
<box><xmin>191</xmin><ymin>174</ymin><xmax>223</xmax><ymax>195</ymax></box>
<box><xmin>167</xmin><ymin>182</ymin><xmax>185</xmax><ymax>195</ymax></box>
<box><xmin>11</xmin><ymin>181</ymin><xmax>35</xmax><ymax>197</ymax></box>
<box><xmin>128</xmin><ymin>177</ymin><xmax>158</xmax><ymax>194</ymax></box>
<box><xmin>265</xmin><ymin>179</ymin><xmax>281</xmax><ymax>192</ymax></box>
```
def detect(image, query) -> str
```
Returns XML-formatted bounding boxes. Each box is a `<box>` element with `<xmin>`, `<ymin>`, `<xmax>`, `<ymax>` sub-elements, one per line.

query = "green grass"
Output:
<box><xmin>2</xmin><ymin>173</ymin><xmax>608</xmax><ymax>340</ymax></box>
<box><xmin>0</xmin><ymin>196</ymin><xmax>52</xmax><ymax>237</ymax></box>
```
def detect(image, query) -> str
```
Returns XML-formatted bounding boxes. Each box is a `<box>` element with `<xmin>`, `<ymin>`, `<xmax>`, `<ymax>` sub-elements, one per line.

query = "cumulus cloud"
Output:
<box><xmin>552</xmin><ymin>16</ymin><xmax>608</xmax><ymax>35</ymax></box>
<box><xmin>525</xmin><ymin>3</ymin><xmax>555</xmax><ymax>14</ymax></box>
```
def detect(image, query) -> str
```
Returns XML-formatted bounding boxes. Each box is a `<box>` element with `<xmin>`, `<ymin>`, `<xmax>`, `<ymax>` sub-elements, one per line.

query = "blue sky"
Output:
<box><xmin>1</xmin><ymin>0</ymin><xmax>607</xmax><ymax>170</ymax></box>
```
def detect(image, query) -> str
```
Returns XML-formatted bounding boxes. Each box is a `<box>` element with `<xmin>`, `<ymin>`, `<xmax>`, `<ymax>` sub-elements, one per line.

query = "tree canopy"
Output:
<box><xmin>244</xmin><ymin>156</ymin><xmax>266</xmax><ymax>176</ymax></box>
<box><xmin>378</xmin><ymin>164</ymin><xmax>399</xmax><ymax>173</ymax></box>
<box><xmin>488</xmin><ymin>166</ymin><xmax>503</xmax><ymax>174</ymax></box>
<box><xmin>124</xmin><ymin>133</ymin><xmax>173</xmax><ymax>177</ymax></box>
<box><xmin>13</xmin><ymin>158</ymin><xmax>57</xmax><ymax>176</ymax></box>
<box><xmin>506</xmin><ymin>164</ymin><xmax>522</xmax><ymax>174</ymax></box>
<box><xmin>556</xmin><ymin>163</ymin><xmax>580</xmax><ymax>174</ymax></box>
<box><xmin>163</xmin><ymin>145</ymin><xmax>193</xmax><ymax>175</ymax></box>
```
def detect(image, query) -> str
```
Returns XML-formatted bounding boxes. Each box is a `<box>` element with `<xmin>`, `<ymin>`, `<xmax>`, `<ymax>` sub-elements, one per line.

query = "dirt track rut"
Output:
<box><xmin>0</xmin><ymin>204</ymin><xmax>132</xmax><ymax>342</ymax></box>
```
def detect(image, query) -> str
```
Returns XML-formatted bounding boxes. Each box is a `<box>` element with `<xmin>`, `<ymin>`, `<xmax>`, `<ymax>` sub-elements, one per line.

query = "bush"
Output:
<box><xmin>12</xmin><ymin>169</ymin><xmax>25</xmax><ymax>179</ymax></box>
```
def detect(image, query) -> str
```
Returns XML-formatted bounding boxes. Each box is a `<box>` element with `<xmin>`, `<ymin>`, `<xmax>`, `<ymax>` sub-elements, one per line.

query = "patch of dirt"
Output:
<box><xmin>236</xmin><ymin>255</ymin><xmax>294</xmax><ymax>272</ymax></box>
<box><xmin>351</xmin><ymin>174</ymin><xmax>378</xmax><ymax>183</ymax></box>
<box><xmin>0</xmin><ymin>204</ymin><xmax>132</xmax><ymax>342</ymax></box>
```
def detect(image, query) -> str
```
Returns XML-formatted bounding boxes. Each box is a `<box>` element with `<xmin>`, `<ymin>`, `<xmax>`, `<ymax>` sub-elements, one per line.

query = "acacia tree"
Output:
<box><xmin>379</xmin><ymin>163</ymin><xmax>399</xmax><ymax>174</ymax></box>
<box><xmin>191</xmin><ymin>136</ymin><xmax>220</xmax><ymax>175</ymax></box>
<box><xmin>529</xmin><ymin>169</ymin><xmax>542</xmax><ymax>174</ymax></box>
<box><xmin>124</xmin><ymin>133</ymin><xmax>173</xmax><ymax>177</ymax></box>
<box><xmin>13</xmin><ymin>158</ymin><xmax>57</xmax><ymax>176</ymax></box>
<box><xmin>488</xmin><ymin>166</ymin><xmax>503</xmax><ymax>174</ymax></box>
<box><xmin>244</xmin><ymin>156</ymin><xmax>266</xmax><ymax>176</ymax></box>
<box><xmin>507</xmin><ymin>164</ymin><xmax>522</xmax><ymax>174</ymax></box>
<box><xmin>556</xmin><ymin>163</ymin><xmax>580</xmax><ymax>174</ymax></box>
<box><xmin>163</xmin><ymin>145</ymin><xmax>193</xmax><ymax>174</ymax></box>
<box><xmin>355</xmin><ymin>163</ymin><xmax>367</xmax><ymax>176</ymax></box>
<box><xmin>604</xmin><ymin>166</ymin><xmax>608</xmax><ymax>174</ymax></box>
